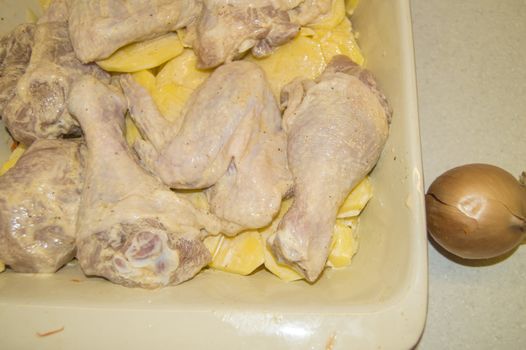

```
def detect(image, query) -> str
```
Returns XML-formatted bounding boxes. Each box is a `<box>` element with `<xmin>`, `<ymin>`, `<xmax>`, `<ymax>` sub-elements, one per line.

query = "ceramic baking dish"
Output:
<box><xmin>0</xmin><ymin>0</ymin><xmax>427</xmax><ymax>348</ymax></box>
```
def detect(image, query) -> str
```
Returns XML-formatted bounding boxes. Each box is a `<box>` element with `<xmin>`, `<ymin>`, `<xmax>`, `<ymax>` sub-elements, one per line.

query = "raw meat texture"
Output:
<box><xmin>288</xmin><ymin>0</ymin><xmax>333</xmax><ymax>26</ymax></box>
<box><xmin>193</xmin><ymin>0</ymin><xmax>300</xmax><ymax>68</ymax></box>
<box><xmin>68</xmin><ymin>0</ymin><xmax>203</xmax><ymax>63</ymax></box>
<box><xmin>193</xmin><ymin>0</ymin><xmax>335</xmax><ymax>68</ymax></box>
<box><xmin>0</xmin><ymin>139</ymin><xmax>85</xmax><ymax>273</ymax></box>
<box><xmin>67</xmin><ymin>0</ymin><xmax>333</xmax><ymax>68</ymax></box>
<box><xmin>120</xmin><ymin>61</ymin><xmax>292</xmax><ymax>233</ymax></box>
<box><xmin>271</xmin><ymin>55</ymin><xmax>392</xmax><ymax>281</ymax></box>
<box><xmin>3</xmin><ymin>0</ymin><xmax>109</xmax><ymax>145</ymax></box>
<box><xmin>68</xmin><ymin>76</ymin><xmax>221</xmax><ymax>288</ymax></box>
<box><xmin>205</xmin><ymin>126</ymin><xmax>291</xmax><ymax>232</ymax></box>
<box><xmin>0</xmin><ymin>23</ymin><xmax>35</xmax><ymax>116</ymax></box>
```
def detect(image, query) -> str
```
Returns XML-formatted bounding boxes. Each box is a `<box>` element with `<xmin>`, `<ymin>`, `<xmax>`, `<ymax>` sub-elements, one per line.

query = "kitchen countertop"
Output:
<box><xmin>410</xmin><ymin>0</ymin><xmax>526</xmax><ymax>348</ymax></box>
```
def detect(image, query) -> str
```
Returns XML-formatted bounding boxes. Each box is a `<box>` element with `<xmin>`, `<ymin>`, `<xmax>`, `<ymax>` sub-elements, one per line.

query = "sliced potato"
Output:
<box><xmin>156</xmin><ymin>49</ymin><xmax>210</xmax><ymax>90</ymax></box>
<box><xmin>125</xmin><ymin>116</ymin><xmax>142</xmax><ymax>146</ymax></box>
<box><xmin>315</xmin><ymin>17</ymin><xmax>365</xmax><ymax>65</ymax></box>
<box><xmin>97</xmin><ymin>33</ymin><xmax>184</xmax><ymax>73</ymax></box>
<box><xmin>132</xmin><ymin>70</ymin><xmax>191</xmax><ymax>132</ymax></box>
<box><xmin>132</xmin><ymin>70</ymin><xmax>157</xmax><ymax>94</ymax></box>
<box><xmin>345</xmin><ymin>0</ymin><xmax>361</xmax><ymax>15</ymax></box>
<box><xmin>151</xmin><ymin>83</ymin><xmax>193</xmax><ymax>124</ymax></box>
<box><xmin>327</xmin><ymin>219</ymin><xmax>359</xmax><ymax>268</ymax></box>
<box><xmin>208</xmin><ymin>231</ymin><xmax>265</xmax><ymax>276</ymax></box>
<box><xmin>0</xmin><ymin>144</ymin><xmax>27</xmax><ymax>176</ymax></box>
<box><xmin>247</xmin><ymin>35</ymin><xmax>326</xmax><ymax>98</ymax></box>
<box><xmin>133</xmin><ymin>55</ymin><xmax>200</xmax><ymax>124</ymax></box>
<box><xmin>338</xmin><ymin>176</ymin><xmax>373</xmax><ymax>218</ymax></box>
<box><xmin>39</xmin><ymin>0</ymin><xmax>52</xmax><ymax>10</ymax></box>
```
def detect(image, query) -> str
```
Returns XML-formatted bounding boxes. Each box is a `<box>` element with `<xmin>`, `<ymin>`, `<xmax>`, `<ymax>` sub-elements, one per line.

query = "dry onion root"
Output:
<box><xmin>426</xmin><ymin>164</ymin><xmax>526</xmax><ymax>259</ymax></box>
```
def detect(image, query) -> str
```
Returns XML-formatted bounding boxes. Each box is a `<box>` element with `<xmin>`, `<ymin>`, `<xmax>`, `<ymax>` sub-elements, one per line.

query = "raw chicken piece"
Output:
<box><xmin>0</xmin><ymin>23</ymin><xmax>35</xmax><ymax>116</ymax></box>
<box><xmin>193</xmin><ymin>0</ymin><xmax>337</xmax><ymax>68</ymax></box>
<box><xmin>0</xmin><ymin>139</ymin><xmax>85</xmax><ymax>273</ymax></box>
<box><xmin>271</xmin><ymin>56</ymin><xmax>392</xmax><ymax>281</ymax></box>
<box><xmin>206</xmin><ymin>127</ymin><xmax>291</xmax><ymax>232</ymax></box>
<box><xmin>121</xmin><ymin>62</ymin><xmax>282</xmax><ymax>188</ymax></box>
<box><xmin>68</xmin><ymin>0</ymin><xmax>202</xmax><ymax>63</ymax></box>
<box><xmin>67</xmin><ymin>0</ymin><xmax>332</xmax><ymax>68</ymax></box>
<box><xmin>193</xmin><ymin>0</ymin><xmax>300</xmax><ymax>68</ymax></box>
<box><xmin>288</xmin><ymin>0</ymin><xmax>333</xmax><ymax>26</ymax></box>
<box><xmin>3</xmin><ymin>0</ymin><xmax>109</xmax><ymax>145</ymax></box>
<box><xmin>120</xmin><ymin>61</ymin><xmax>291</xmax><ymax>232</ymax></box>
<box><xmin>68</xmin><ymin>76</ymin><xmax>220</xmax><ymax>288</ymax></box>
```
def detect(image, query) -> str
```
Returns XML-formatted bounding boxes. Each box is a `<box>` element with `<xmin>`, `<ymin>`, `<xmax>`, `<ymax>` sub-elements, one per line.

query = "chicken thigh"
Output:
<box><xmin>120</xmin><ymin>61</ymin><xmax>291</xmax><ymax>232</ymax></box>
<box><xmin>0</xmin><ymin>139</ymin><xmax>85</xmax><ymax>273</ymax></box>
<box><xmin>193</xmin><ymin>0</ymin><xmax>335</xmax><ymax>68</ymax></box>
<box><xmin>68</xmin><ymin>0</ymin><xmax>203</xmax><ymax>63</ymax></box>
<box><xmin>3</xmin><ymin>0</ymin><xmax>109</xmax><ymax>145</ymax></box>
<box><xmin>271</xmin><ymin>56</ymin><xmax>392</xmax><ymax>281</ymax></box>
<box><xmin>68</xmin><ymin>76</ymin><xmax>220</xmax><ymax>288</ymax></box>
<box><xmin>0</xmin><ymin>23</ymin><xmax>35</xmax><ymax>116</ymax></box>
<box><xmin>193</xmin><ymin>0</ymin><xmax>300</xmax><ymax>68</ymax></box>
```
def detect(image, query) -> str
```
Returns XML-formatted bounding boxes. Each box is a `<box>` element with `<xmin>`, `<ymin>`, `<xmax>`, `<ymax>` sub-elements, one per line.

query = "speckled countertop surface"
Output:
<box><xmin>411</xmin><ymin>0</ymin><xmax>526</xmax><ymax>348</ymax></box>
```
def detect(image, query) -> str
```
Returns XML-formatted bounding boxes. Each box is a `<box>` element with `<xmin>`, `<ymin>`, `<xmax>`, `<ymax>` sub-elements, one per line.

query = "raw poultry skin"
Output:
<box><xmin>2</xmin><ymin>0</ymin><xmax>109</xmax><ymax>145</ymax></box>
<box><xmin>68</xmin><ymin>76</ymin><xmax>221</xmax><ymax>288</ymax></box>
<box><xmin>68</xmin><ymin>0</ymin><xmax>333</xmax><ymax>68</ymax></box>
<box><xmin>0</xmin><ymin>139</ymin><xmax>85</xmax><ymax>273</ymax></box>
<box><xmin>68</xmin><ymin>0</ymin><xmax>203</xmax><ymax>63</ymax></box>
<box><xmin>287</xmin><ymin>0</ymin><xmax>333</xmax><ymax>26</ymax></box>
<box><xmin>193</xmin><ymin>0</ymin><xmax>334</xmax><ymax>68</ymax></box>
<box><xmin>120</xmin><ymin>61</ymin><xmax>292</xmax><ymax>233</ymax></box>
<box><xmin>0</xmin><ymin>23</ymin><xmax>35</xmax><ymax>116</ymax></box>
<box><xmin>271</xmin><ymin>55</ymin><xmax>392</xmax><ymax>282</ymax></box>
<box><xmin>205</xmin><ymin>124</ymin><xmax>291</xmax><ymax>233</ymax></box>
<box><xmin>193</xmin><ymin>0</ymin><xmax>300</xmax><ymax>68</ymax></box>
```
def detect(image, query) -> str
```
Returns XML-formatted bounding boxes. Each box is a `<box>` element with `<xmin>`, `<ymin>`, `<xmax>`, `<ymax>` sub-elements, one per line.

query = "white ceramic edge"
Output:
<box><xmin>334</xmin><ymin>0</ymin><xmax>428</xmax><ymax>348</ymax></box>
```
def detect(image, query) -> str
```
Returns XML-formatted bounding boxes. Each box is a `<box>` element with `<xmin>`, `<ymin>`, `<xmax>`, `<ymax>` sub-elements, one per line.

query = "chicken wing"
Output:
<box><xmin>68</xmin><ymin>76</ymin><xmax>220</xmax><ymax>288</ymax></box>
<box><xmin>120</xmin><ymin>61</ymin><xmax>291</xmax><ymax>232</ymax></box>
<box><xmin>3</xmin><ymin>0</ymin><xmax>109</xmax><ymax>145</ymax></box>
<box><xmin>271</xmin><ymin>56</ymin><xmax>392</xmax><ymax>281</ymax></box>
<box><xmin>0</xmin><ymin>139</ymin><xmax>85</xmax><ymax>273</ymax></box>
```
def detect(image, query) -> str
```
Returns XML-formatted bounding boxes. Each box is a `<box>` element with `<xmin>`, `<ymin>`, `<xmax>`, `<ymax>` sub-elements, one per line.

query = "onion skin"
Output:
<box><xmin>426</xmin><ymin>164</ymin><xmax>526</xmax><ymax>259</ymax></box>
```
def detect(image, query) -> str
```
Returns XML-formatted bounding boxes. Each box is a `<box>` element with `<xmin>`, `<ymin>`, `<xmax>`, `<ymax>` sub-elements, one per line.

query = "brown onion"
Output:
<box><xmin>426</xmin><ymin>164</ymin><xmax>526</xmax><ymax>259</ymax></box>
